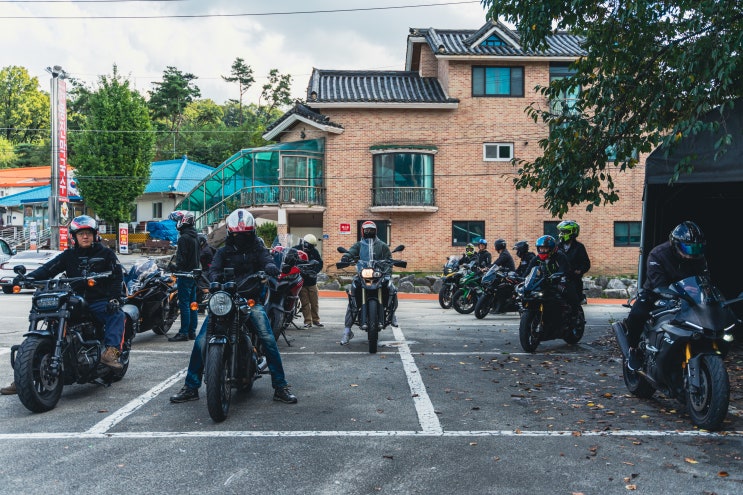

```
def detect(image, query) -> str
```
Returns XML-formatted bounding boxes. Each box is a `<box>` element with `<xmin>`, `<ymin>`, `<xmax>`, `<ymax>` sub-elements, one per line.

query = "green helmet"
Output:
<box><xmin>556</xmin><ymin>220</ymin><xmax>579</xmax><ymax>242</ymax></box>
<box><xmin>465</xmin><ymin>243</ymin><xmax>475</xmax><ymax>255</ymax></box>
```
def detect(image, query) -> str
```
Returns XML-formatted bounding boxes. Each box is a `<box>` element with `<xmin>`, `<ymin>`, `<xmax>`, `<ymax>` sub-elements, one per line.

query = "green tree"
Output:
<box><xmin>148</xmin><ymin>66</ymin><xmax>201</xmax><ymax>133</ymax></box>
<box><xmin>13</xmin><ymin>142</ymin><xmax>49</xmax><ymax>167</ymax></box>
<box><xmin>0</xmin><ymin>136</ymin><xmax>14</xmax><ymax>168</ymax></box>
<box><xmin>73</xmin><ymin>66</ymin><xmax>155</xmax><ymax>225</ymax></box>
<box><xmin>482</xmin><ymin>0</ymin><xmax>743</xmax><ymax>217</ymax></box>
<box><xmin>0</xmin><ymin>66</ymin><xmax>50</xmax><ymax>144</ymax></box>
<box><xmin>222</xmin><ymin>57</ymin><xmax>255</xmax><ymax>126</ymax></box>
<box><xmin>258</xmin><ymin>69</ymin><xmax>293</xmax><ymax>118</ymax></box>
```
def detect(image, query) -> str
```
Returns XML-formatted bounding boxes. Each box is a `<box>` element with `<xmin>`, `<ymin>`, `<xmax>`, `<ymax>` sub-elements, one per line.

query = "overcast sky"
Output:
<box><xmin>2</xmin><ymin>0</ymin><xmax>489</xmax><ymax>104</ymax></box>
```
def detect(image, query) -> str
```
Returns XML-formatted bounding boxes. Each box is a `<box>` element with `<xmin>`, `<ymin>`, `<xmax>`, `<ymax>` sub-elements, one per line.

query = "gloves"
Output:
<box><xmin>341</xmin><ymin>255</ymin><xmax>352</xmax><ymax>263</ymax></box>
<box><xmin>265</xmin><ymin>263</ymin><xmax>280</xmax><ymax>277</ymax></box>
<box><xmin>106</xmin><ymin>299</ymin><xmax>121</xmax><ymax>314</ymax></box>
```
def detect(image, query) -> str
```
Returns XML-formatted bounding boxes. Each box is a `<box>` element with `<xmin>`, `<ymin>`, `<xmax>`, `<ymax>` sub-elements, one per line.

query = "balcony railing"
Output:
<box><xmin>372</xmin><ymin>187</ymin><xmax>436</xmax><ymax>207</ymax></box>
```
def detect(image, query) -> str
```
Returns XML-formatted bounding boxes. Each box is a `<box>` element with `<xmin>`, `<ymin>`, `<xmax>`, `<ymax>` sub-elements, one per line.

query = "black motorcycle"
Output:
<box><xmin>10</xmin><ymin>258</ymin><xmax>133</xmax><ymax>412</ymax></box>
<box><xmin>612</xmin><ymin>274</ymin><xmax>740</xmax><ymax>431</ymax></box>
<box><xmin>517</xmin><ymin>264</ymin><xmax>585</xmax><ymax>352</ymax></box>
<box><xmin>122</xmin><ymin>259</ymin><xmax>179</xmax><ymax>336</ymax></box>
<box><xmin>336</xmin><ymin>243</ymin><xmax>407</xmax><ymax>354</ymax></box>
<box><xmin>438</xmin><ymin>255</ymin><xmax>463</xmax><ymax>309</ymax></box>
<box><xmin>204</xmin><ymin>268</ymin><xmax>268</xmax><ymax>422</ymax></box>
<box><xmin>474</xmin><ymin>265</ymin><xmax>522</xmax><ymax>319</ymax></box>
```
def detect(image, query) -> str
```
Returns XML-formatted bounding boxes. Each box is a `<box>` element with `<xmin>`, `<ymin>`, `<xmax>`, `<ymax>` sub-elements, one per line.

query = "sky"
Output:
<box><xmin>2</xmin><ymin>0</ymin><xmax>490</xmax><ymax>105</ymax></box>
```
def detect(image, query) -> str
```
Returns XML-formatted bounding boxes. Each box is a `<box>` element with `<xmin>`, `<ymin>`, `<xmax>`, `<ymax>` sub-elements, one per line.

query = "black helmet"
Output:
<box><xmin>198</xmin><ymin>233</ymin><xmax>208</xmax><ymax>248</ymax></box>
<box><xmin>494</xmin><ymin>239</ymin><xmax>507</xmax><ymax>251</ymax></box>
<box><xmin>513</xmin><ymin>240</ymin><xmax>529</xmax><ymax>258</ymax></box>
<box><xmin>669</xmin><ymin>221</ymin><xmax>705</xmax><ymax>260</ymax></box>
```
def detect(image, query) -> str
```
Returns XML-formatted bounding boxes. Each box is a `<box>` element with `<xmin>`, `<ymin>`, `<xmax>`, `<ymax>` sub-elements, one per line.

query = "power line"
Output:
<box><xmin>0</xmin><ymin>1</ymin><xmax>480</xmax><ymax>19</ymax></box>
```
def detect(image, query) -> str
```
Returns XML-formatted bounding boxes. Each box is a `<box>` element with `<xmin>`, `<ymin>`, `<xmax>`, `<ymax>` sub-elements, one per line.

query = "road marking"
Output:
<box><xmin>391</xmin><ymin>326</ymin><xmax>443</xmax><ymax>435</ymax></box>
<box><xmin>85</xmin><ymin>369</ymin><xmax>186</xmax><ymax>434</ymax></box>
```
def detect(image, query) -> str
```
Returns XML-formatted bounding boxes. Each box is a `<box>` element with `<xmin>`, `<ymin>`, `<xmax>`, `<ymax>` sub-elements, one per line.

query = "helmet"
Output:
<box><xmin>303</xmin><ymin>234</ymin><xmax>318</xmax><ymax>246</ymax></box>
<box><xmin>361</xmin><ymin>221</ymin><xmax>377</xmax><ymax>239</ymax></box>
<box><xmin>197</xmin><ymin>233</ymin><xmax>208</xmax><ymax>248</ymax></box>
<box><xmin>168</xmin><ymin>210</ymin><xmax>195</xmax><ymax>230</ymax></box>
<box><xmin>69</xmin><ymin>215</ymin><xmax>98</xmax><ymax>245</ymax></box>
<box><xmin>535</xmin><ymin>235</ymin><xmax>557</xmax><ymax>261</ymax></box>
<box><xmin>669</xmin><ymin>221</ymin><xmax>705</xmax><ymax>260</ymax></box>
<box><xmin>477</xmin><ymin>238</ymin><xmax>488</xmax><ymax>247</ymax></box>
<box><xmin>271</xmin><ymin>245</ymin><xmax>285</xmax><ymax>256</ymax></box>
<box><xmin>556</xmin><ymin>220</ymin><xmax>579</xmax><ymax>242</ymax></box>
<box><xmin>297</xmin><ymin>250</ymin><xmax>309</xmax><ymax>262</ymax></box>
<box><xmin>226</xmin><ymin>208</ymin><xmax>255</xmax><ymax>233</ymax></box>
<box><xmin>513</xmin><ymin>240</ymin><xmax>529</xmax><ymax>258</ymax></box>
<box><xmin>494</xmin><ymin>239</ymin><xmax>507</xmax><ymax>251</ymax></box>
<box><xmin>465</xmin><ymin>243</ymin><xmax>475</xmax><ymax>256</ymax></box>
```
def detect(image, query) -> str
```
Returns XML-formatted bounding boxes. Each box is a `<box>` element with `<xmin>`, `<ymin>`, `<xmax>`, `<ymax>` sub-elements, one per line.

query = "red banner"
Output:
<box><xmin>58</xmin><ymin>79</ymin><xmax>69</xmax><ymax>250</ymax></box>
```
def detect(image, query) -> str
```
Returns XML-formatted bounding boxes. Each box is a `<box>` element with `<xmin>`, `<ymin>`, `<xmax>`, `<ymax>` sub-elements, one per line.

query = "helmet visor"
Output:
<box><xmin>678</xmin><ymin>242</ymin><xmax>704</xmax><ymax>257</ymax></box>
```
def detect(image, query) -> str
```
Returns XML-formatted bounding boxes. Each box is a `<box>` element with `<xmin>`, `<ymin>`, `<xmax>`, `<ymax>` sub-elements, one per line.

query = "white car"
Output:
<box><xmin>0</xmin><ymin>249</ymin><xmax>59</xmax><ymax>294</ymax></box>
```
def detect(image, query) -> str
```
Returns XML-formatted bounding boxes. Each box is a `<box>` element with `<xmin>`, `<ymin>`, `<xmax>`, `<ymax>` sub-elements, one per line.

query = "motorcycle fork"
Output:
<box><xmin>51</xmin><ymin>317</ymin><xmax>68</xmax><ymax>376</ymax></box>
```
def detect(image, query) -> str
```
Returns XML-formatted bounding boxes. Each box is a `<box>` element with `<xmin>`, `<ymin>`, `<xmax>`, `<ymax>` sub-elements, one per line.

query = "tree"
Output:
<box><xmin>258</xmin><ymin>69</ymin><xmax>293</xmax><ymax>118</ymax></box>
<box><xmin>0</xmin><ymin>136</ymin><xmax>14</xmax><ymax>168</ymax></box>
<box><xmin>222</xmin><ymin>57</ymin><xmax>255</xmax><ymax>126</ymax></box>
<box><xmin>0</xmin><ymin>66</ymin><xmax>49</xmax><ymax>144</ymax></box>
<box><xmin>481</xmin><ymin>0</ymin><xmax>743</xmax><ymax>216</ymax></box>
<box><xmin>73</xmin><ymin>66</ymin><xmax>155</xmax><ymax>225</ymax></box>
<box><xmin>148</xmin><ymin>66</ymin><xmax>201</xmax><ymax>133</ymax></box>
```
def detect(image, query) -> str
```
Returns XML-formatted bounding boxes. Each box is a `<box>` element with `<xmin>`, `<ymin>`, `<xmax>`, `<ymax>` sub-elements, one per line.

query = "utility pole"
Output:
<box><xmin>47</xmin><ymin>65</ymin><xmax>69</xmax><ymax>250</ymax></box>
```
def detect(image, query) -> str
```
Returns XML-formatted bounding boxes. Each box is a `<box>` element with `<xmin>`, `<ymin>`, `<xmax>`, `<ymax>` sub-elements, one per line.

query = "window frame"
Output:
<box><xmin>483</xmin><ymin>143</ymin><xmax>514</xmax><ymax>162</ymax></box>
<box><xmin>614</xmin><ymin>221</ymin><xmax>641</xmax><ymax>247</ymax></box>
<box><xmin>543</xmin><ymin>221</ymin><xmax>559</xmax><ymax>240</ymax></box>
<box><xmin>452</xmin><ymin>220</ymin><xmax>485</xmax><ymax>247</ymax></box>
<box><xmin>472</xmin><ymin>66</ymin><xmax>524</xmax><ymax>97</ymax></box>
<box><xmin>152</xmin><ymin>202</ymin><xmax>162</xmax><ymax>219</ymax></box>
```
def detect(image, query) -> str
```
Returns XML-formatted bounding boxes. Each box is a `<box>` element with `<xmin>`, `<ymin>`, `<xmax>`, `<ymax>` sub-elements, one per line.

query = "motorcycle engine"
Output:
<box><xmin>77</xmin><ymin>344</ymin><xmax>100</xmax><ymax>373</ymax></box>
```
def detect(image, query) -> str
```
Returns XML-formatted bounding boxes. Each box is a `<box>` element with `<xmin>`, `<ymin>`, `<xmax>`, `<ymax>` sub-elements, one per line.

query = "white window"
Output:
<box><xmin>152</xmin><ymin>202</ymin><xmax>163</xmax><ymax>219</ymax></box>
<box><xmin>483</xmin><ymin>143</ymin><xmax>513</xmax><ymax>161</ymax></box>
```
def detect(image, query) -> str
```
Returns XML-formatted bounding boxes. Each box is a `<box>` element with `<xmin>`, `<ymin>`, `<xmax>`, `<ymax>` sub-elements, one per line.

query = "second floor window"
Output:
<box><xmin>152</xmin><ymin>202</ymin><xmax>162</xmax><ymax>219</ymax></box>
<box><xmin>483</xmin><ymin>143</ymin><xmax>513</xmax><ymax>161</ymax></box>
<box><xmin>472</xmin><ymin>66</ymin><xmax>524</xmax><ymax>97</ymax></box>
<box><xmin>372</xmin><ymin>151</ymin><xmax>435</xmax><ymax>206</ymax></box>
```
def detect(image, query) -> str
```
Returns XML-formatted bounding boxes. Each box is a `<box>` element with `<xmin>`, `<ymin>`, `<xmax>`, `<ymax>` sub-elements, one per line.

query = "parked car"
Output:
<box><xmin>0</xmin><ymin>239</ymin><xmax>15</xmax><ymax>265</ymax></box>
<box><xmin>0</xmin><ymin>249</ymin><xmax>59</xmax><ymax>294</ymax></box>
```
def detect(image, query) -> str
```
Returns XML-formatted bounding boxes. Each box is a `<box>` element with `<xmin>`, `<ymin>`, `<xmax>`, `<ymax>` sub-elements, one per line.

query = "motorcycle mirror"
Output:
<box><xmin>392</xmin><ymin>245</ymin><xmax>405</xmax><ymax>253</ymax></box>
<box><xmin>337</xmin><ymin>246</ymin><xmax>349</xmax><ymax>254</ymax></box>
<box><xmin>13</xmin><ymin>265</ymin><xmax>26</xmax><ymax>275</ymax></box>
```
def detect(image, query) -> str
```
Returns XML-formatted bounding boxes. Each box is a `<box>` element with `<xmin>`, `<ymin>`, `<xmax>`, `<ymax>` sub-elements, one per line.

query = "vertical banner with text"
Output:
<box><xmin>118</xmin><ymin>223</ymin><xmax>129</xmax><ymax>254</ymax></box>
<box><xmin>57</xmin><ymin>78</ymin><xmax>69</xmax><ymax>250</ymax></box>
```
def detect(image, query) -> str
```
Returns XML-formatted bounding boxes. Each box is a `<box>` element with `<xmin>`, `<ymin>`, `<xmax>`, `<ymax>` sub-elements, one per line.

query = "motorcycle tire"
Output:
<box><xmin>474</xmin><ymin>293</ymin><xmax>494</xmax><ymax>319</ymax></box>
<box><xmin>206</xmin><ymin>344</ymin><xmax>232</xmax><ymax>423</ymax></box>
<box><xmin>562</xmin><ymin>306</ymin><xmax>586</xmax><ymax>344</ymax></box>
<box><xmin>438</xmin><ymin>284</ymin><xmax>454</xmax><ymax>309</ymax></box>
<box><xmin>686</xmin><ymin>354</ymin><xmax>729</xmax><ymax>431</ymax></box>
<box><xmin>622</xmin><ymin>357</ymin><xmax>654</xmax><ymax>399</ymax></box>
<box><xmin>452</xmin><ymin>288</ymin><xmax>476</xmax><ymax>314</ymax></box>
<box><xmin>154</xmin><ymin>297</ymin><xmax>178</xmax><ymax>335</ymax></box>
<box><xmin>269</xmin><ymin>307</ymin><xmax>285</xmax><ymax>341</ymax></box>
<box><xmin>111</xmin><ymin>339</ymin><xmax>132</xmax><ymax>383</ymax></box>
<box><xmin>367</xmin><ymin>299</ymin><xmax>379</xmax><ymax>354</ymax></box>
<box><xmin>518</xmin><ymin>309</ymin><xmax>541</xmax><ymax>353</ymax></box>
<box><xmin>14</xmin><ymin>336</ymin><xmax>63</xmax><ymax>413</ymax></box>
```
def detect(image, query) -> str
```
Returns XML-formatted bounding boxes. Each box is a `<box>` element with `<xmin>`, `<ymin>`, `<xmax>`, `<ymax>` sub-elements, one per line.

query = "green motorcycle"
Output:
<box><xmin>452</xmin><ymin>261</ymin><xmax>484</xmax><ymax>314</ymax></box>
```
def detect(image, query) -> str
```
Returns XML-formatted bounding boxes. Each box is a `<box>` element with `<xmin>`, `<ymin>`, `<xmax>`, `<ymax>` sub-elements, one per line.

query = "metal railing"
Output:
<box><xmin>0</xmin><ymin>226</ymin><xmax>52</xmax><ymax>251</ymax></box>
<box><xmin>372</xmin><ymin>187</ymin><xmax>436</xmax><ymax>207</ymax></box>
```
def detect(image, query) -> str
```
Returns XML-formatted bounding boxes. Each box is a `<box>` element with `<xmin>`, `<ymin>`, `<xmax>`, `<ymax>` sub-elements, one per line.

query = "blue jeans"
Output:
<box><xmin>88</xmin><ymin>300</ymin><xmax>125</xmax><ymax>349</ymax></box>
<box><xmin>177</xmin><ymin>276</ymin><xmax>198</xmax><ymax>335</ymax></box>
<box><xmin>184</xmin><ymin>304</ymin><xmax>288</xmax><ymax>390</ymax></box>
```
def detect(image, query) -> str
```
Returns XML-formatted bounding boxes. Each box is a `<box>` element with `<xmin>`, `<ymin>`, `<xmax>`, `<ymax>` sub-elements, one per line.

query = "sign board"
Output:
<box><xmin>29</xmin><ymin>221</ymin><xmax>37</xmax><ymax>250</ymax></box>
<box><xmin>339</xmin><ymin>223</ymin><xmax>351</xmax><ymax>234</ymax></box>
<box><xmin>118</xmin><ymin>223</ymin><xmax>129</xmax><ymax>254</ymax></box>
<box><xmin>57</xmin><ymin>77</ymin><xmax>68</xmax><ymax>251</ymax></box>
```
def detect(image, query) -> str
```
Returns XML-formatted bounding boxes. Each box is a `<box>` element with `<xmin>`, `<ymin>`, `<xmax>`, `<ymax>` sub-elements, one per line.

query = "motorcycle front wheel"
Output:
<box><xmin>367</xmin><ymin>299</ymin><xmax>379</xmax><ymax>354</ymax></box>
<box><xmin>438</xmin><ymin>284</ymin><xmax>454</xmax><ymax>309</ymax></box>
<box><xmin>206</xmin><ymin>344</ymin><xmax>232</xmax><ymax>422</ymax></box>
<box><xmin>686</xmin><ymin>354</ymin><xmax>729</xmax><ymax>431</ymax></box>
<box><xmin>14</xmin><ymin>336</ymin><xmax>63</xmax><ymax>413</ymax></box>
<box><xmin>562</xmin><ymin>305</ymin><xmax>586</xmax><ymax>344</ymax></box>
<box><xmin>518</xmin><ymin>308</ymin><xmax>541</xmax><ymax>353</ymax></box>
<box><xmin>474</xmin><ymin>293</ymin><xmax>494</xmax><ymax>319</ymax></box>
<box><xmin>452</xmin><ymin>288</ymin><xmax>476</xmax><ymax>314</ymax></box>
<box><xmin>154</xmin><ymin>296</ymin><xmax>178</xmax><ymax>335</ymax></box>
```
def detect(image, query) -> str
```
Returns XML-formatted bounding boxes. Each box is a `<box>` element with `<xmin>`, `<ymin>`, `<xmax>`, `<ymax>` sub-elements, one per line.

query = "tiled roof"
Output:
<box><xmin>410</xmin><ymin>20</ymin><xmax>585</xmax><ymax>58</ymax></box>
<box><xmin>0</xmin><ymin>166</ymin><xmax>52</xmax><ymax>188</ymax></box>
<box><xmin>263</xmin><ymin>102</ymin><xmax>343</xmax><ymax>136</ymax></box>
<box><xmin>306</xmin><ymin>69</ymin><xmax>459</xmax><ymax>104</ymax></box>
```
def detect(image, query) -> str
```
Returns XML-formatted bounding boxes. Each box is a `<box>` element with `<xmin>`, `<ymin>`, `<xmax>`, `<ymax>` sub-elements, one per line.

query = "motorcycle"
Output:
<box><xmin>612</xmin><ymin>274</ymin><xmax>740</xmax><ymax>431</ymax></box>
<box><xmin>204</xmin><ymin>268</ymin><xmax>268</xmax><ymax>422</ymax></box>
<box><xmin>517</xmin><ymin>264</ymin><xmax>585</xmax><ymax>352</ymax></box>
<box><xmin>336</xmin><ymin>243</ymin><xmax>407</xmax><ymax>354</ymax></box>
<box><xmin>122</xmin><ymin>259</ymin><xmax>179</xmax><ymax>336</ymax></box>
<box><xmin>10</xmin><ymin>258</ymin><xmax>134</xmax><ymax>413</ymax></box>
<box><xmin>474</xmin><ymin>265</ymin><xmax>522</xmax><ymax>319</ymax></box>
<box><xmin>265</xmin><ymin>245</ymin><xmax>319</xmax><ymax>344</ymax></box>
<box><xmin>452</xmin><ymin>261</ymin><xmax>484</xmax><ymax>314</ymax></box>
<box><xmin>195</xmin><ymin>271</ymin><xmax>210</xmax><ymax>314</ymax></box>
<box><xmin>438</xmin><ymin>255</ymin><xmax>463</xmax><ymax>309</ymax></box>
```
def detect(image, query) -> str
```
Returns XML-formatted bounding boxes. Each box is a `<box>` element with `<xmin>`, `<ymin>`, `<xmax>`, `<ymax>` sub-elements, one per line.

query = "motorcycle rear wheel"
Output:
<box><xmin>14</xmin><ymin>336</ymin><xmax>63</xmax><ymax>413</ymax></box>
<box><xmin>686</xmin><ymin>354</ymin><xmax>729</xmax><ymax>431</ymax></box>
<box><xmin>518</xmin><ymin>309</ymin><xmax>541</xmax><ymax>353</ymax></box>
<box><xmin>206</xmin><ymin>344</ymin><xmax>232</xmax><ymax>422</ymax></box>
<box><xmin>367</xmin><ymin>299</ymin><xmax>379</xmax><ymax>354</ymax></box>
<box><xmin>438</xmin><ymin>284</ymin><xmax>454</xmax><ymax>309</ymax></box>
<box><xmin>474</xmin><ymin>293</ymin><xmax>494</xmax><ymax>319</ymax></box>
<box><xmin>452</xmin><ymin>288</ymin><xmax>476</xmax><ymax>314</ymax></box>
<box><xmin>622</xmin><ymin>358</ymin><xmax>655</xmax><ymax>399</ymax></box>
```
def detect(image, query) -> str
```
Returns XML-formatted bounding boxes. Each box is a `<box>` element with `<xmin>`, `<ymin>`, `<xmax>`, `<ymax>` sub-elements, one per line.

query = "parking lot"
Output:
<box><xmin>0</xmin><ymin>289</ymin><xmax>741</xmax><ymax>494</ymax></box>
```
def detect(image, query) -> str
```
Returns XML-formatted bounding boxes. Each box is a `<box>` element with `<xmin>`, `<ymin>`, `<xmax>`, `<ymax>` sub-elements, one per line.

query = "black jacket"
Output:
<box><xmin>492</xmin><ymin>249</ymin><xmax>516</xmax><ymax>271</ymax></box>
<box><xmin>476</xmin><ymin>249</ymin><xmax>492</xmax><ymax>269</ymax></box>
<box><xmin>209</xmin><ymin>235</ymin><xmax>278</xmax><ymax>299</ymax></box>
<box><xmin>515</xmin><ymin>252</ymin><xmax>537</xmax><ymax>277</ymax></box>
<box><xmin>559</xmin><ymin>239</ymin><xmax>591</xmax><ymax>280</ymax></box>
<box><xmin>174</xmin><ymin>226</ymin><xmax>199</xmax><ymax>272</ymax></box>
<box><xmin>643</xmin><ymin>241</ymin><xmax>708</xmax><ymax>291</ymax></box>
<box><xmin>293</xmin><ymin>243</ymin><xmax>323</xmax><ymax>287</ymax></box>
<box><xmin>458</xmin><ymin>253</ymin><xmax>478</xmax><ymax>267</ymax></box>
<box><xmin>199</xmin><ymin>244</ymin><xmax>216</xmax><ymax>271</ymax></box>
<box><xmin>525</xmin><ymin>250</ymin><xmax>571</xmax><ymax>276</ymax></box>
<box><xmin>28</xmin><ymin>243</ymin><xmax>124</xmax><ymax>301</ymax></box>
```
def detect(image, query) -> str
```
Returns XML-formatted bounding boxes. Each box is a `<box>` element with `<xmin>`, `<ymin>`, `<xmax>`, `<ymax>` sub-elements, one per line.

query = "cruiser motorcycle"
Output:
<box><xmin>10</xmin><ymin>258</ymin><xmax>133</xmax><ymax>412</ymax></box>
<box><xmin>612</xmin><ymin>274</ymin><xmax>740</xmax><ymax>431</ymax></box>
<box><xmin>204</xmin><ymin>269</ymin><xmax>268</xmax><ymax>422</ymax></box>
<box><xmin>517</xmin><ymin>264</ymin><xmax>585</xmax><ymax>352</ymax></box>
<box><xmin>336</xmin><ymin>243</ymin><xmax>407</xmax><ymax>354</ymax></box>
<box><xmin>122</xmin><ymin>259</ymin><xmax>179</xmax><ymax>336</ymax></box>
<box><xmin>474</xmin><ymin>265</ymin><xmax>522</xmax><ymax>319</ymax></box>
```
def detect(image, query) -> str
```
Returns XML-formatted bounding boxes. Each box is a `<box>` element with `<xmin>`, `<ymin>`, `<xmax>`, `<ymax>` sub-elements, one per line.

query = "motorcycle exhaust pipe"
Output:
<box><xmin>612</xmin><ymin>321</ymin><xmax>630</xmax><ymax>359</ymax></box>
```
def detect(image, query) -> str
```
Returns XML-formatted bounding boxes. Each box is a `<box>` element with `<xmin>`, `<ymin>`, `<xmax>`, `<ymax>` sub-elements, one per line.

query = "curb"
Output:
<box><xmin>318</xmin><ymin>290</ymin><xmax>626</xmax><ymax>304</ymax></box>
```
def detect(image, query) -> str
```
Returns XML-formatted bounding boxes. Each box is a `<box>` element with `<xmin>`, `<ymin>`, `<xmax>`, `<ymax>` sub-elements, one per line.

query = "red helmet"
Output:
<box><xmin>361</xmin><ymin>221</ymin><xmax>377</xmax><ymax>239</ymax></box>
<box><xmin>226</xmin><ymin>209</ymin><xmax>255</xmax><ymax>233</ymax></box>
<box><xmin>297</xmin><ymin>250</ymin><xmax>309</xmax><ymax>262</ymax></box>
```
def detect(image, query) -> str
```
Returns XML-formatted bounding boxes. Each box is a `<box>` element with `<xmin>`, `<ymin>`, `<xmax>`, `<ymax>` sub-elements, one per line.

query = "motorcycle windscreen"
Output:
<box><xmin>482</xmin><ymin>264</ymin><xmax>500</xmax><ymax>284</ymax></box>
<box><xmin>126</xmin><ymin>259</ymin><xmax>159</xmax><ymax>293</ymax></box>
<box><xmin>522</xmin><ymin>265</ymin><xmax>544</xmax><ymax>292</ymax></box>
<box><xmin>669</xmin><ymin>275</ymin><xmax>737</xmax><ymax>330</ymax></box>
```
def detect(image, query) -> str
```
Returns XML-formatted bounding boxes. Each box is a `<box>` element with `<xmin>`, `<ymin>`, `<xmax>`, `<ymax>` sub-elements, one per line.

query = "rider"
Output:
<box><xmin>294</xmin><ymin>234</ymin><xmax>324</xmax><ymax>328</ymax></box>
<box><xmin>513</xmin><ymin>240</ymin><xmax>536</xmax><ymax>277</ymax></box>
<box><xmin>339</xmin><ymin>221</ymin><xmax>398</xmax><ymax>345</ymax></box>
<box><xmin>169</xmin><ymin>209</ymin><xmax>297</xmax><ymax>404</ymax></box>
<box><xmin>16</xmin><ymin>215</ymin><xmax>125</xmax><ymax>370</ymax></box>
<box><xmin>527</xmin><ymin>235</ymin><xmax>578</xmax><ymax>309</ymax></box>
<box><xmin>167</xmin><ymin>210</ymin><xmax>200</xmax><ymax>342</ymax></box>
<box><xmin>475</xmin><ymin>238</ymin><xmax>492</xmax><ymax>270</ymax></box>
<box><xmin>458</xmin><ymin>243</ymin><xmax>478</xmax><ymax>267</ymax></box>
<box><xmin>556</xmin><ymin>220</ymin><xmax>591</xmax><ymax>303</ymax></box>
<box><xmin>198</xmin><ymin>233</ymin><xmax>215</xmax><ymax>271</ymax></box>
<box><xmin>623</xmin><ymin>221</ymin><xmax>708</xmax><ymax>370</ymax></box>
<box><xmin>492</xmin><ymin>239</ymin><xmax>516</xmax><ymax>271</ymax></box>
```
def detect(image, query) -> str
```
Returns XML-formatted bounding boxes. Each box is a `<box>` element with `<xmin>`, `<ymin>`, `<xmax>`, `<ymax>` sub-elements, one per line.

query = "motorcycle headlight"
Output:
<box><xmin>35</xmin><ymin>295</ymin><xmax>61</xmax><ymax>311</ymax></box>
<box><xmin>361</xmin><ymin>268</ymin><xmax>375</xmax><ymax>279</ymax></box>
<box><xmin>208</xmin><ymin>291</ymin><xmax>233</xmax><ymax>316</ymax></box>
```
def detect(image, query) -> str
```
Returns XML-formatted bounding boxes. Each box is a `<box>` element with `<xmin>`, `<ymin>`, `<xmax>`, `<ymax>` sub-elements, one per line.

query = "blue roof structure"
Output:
<box><xmin>0</xmin><ymin>185</ymin><xmax>81</xmax><ymax>207</ymax></box>
<box><xmin>145</xmin><ymin>156</ymin><xmax>214</xmax><ymax>194</ymax></box>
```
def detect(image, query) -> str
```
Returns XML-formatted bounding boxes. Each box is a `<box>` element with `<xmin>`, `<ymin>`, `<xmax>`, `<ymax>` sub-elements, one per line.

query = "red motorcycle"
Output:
<box><xmin>265</xmin><ymin>246</ymin><xmax>318</xmax><ymax>345</ymax></box>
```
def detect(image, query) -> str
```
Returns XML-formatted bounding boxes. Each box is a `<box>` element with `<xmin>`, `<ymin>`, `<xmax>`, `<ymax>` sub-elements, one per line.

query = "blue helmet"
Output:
<box><xmin>535</xmin><ymin>235</ymin><xmax>557</xmax><ymax>261</ymax></box>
